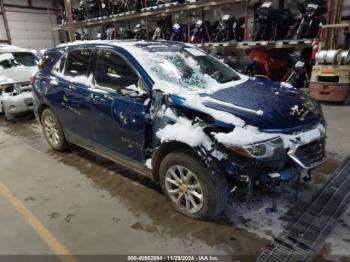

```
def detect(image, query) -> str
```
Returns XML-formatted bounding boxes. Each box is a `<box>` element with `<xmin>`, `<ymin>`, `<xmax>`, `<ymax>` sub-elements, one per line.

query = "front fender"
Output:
<box><xmin>151</xmin><ymin>141</ymin><xmax>227</xmax><ymax>182</ymax></box>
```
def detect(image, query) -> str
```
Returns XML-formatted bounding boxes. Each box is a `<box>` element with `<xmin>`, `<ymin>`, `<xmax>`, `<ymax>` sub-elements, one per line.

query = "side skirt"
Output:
<box><xmin>65</xmin><ymin>130</ymin><xmax>153</xmax><ymax>179</ymax></box>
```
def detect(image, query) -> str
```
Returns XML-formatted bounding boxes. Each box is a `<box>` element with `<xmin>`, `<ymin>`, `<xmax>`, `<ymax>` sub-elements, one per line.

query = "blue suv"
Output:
<box><xmin>33</xmin><ymin>41</ymin><xmax>326</xmax><ymax>220</ymax></box>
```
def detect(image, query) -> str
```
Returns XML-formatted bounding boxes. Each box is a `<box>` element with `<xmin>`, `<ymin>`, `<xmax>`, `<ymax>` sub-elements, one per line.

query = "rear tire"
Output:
<box><xmin>41</xmin><ymin>108</ymin><xmax>68</xmax><ymax>152</ymax></box>
<box><xmin>159</xmin><ymin>152</ymin><xmax>229</xmax><ymax>220</ymax></box>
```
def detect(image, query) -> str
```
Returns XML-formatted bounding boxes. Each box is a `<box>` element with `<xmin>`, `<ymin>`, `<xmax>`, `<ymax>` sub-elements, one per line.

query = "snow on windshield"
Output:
<box><xmin>0</xmin><ymin>52</ymin><xmax>37</xmax><ymax>70</ymax></box>
<box><xmin>117</xmin><ymin>42</ymin><xmax>249</xmax><ymax>95</ymax></box>
<box><xmin>149</xmin><ymin>51</ymin><xmax>215</xmax><ymax>89</ymax></box>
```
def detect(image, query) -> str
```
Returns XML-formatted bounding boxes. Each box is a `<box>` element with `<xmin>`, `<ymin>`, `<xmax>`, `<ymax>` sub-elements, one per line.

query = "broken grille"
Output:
<box><xmin>295</xmin><ymin>138</ymin><xmax>326</xmax><ymax>168</ymax></box>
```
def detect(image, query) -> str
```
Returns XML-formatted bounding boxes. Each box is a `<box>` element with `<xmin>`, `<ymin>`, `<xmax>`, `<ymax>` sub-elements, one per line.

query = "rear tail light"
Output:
<box><xmin>30</xmin><ymin>75</ymin><xmax>36</xmax><ymax>87</ymax></box>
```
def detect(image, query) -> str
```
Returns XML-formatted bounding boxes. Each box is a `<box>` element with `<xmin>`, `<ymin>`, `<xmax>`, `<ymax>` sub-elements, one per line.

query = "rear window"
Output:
<box><xmin>64</xmin><ymin>49</ymin><xmax>91</xmax><ymax>77</ymax></box>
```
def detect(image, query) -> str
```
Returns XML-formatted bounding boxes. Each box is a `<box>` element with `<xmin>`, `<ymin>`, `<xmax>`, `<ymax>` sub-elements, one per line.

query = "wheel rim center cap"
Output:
<box><xmin>179</xmin><ymin>182</ymin><xmax>188</xmax><ymax>193</ymax></box>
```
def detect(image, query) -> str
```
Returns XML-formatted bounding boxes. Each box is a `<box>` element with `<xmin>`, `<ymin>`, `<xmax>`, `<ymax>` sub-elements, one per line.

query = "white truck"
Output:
<box><xmin>0</xmin><ymin>45</ymin><xmax>39</xmax><ymax>121</ymax></box>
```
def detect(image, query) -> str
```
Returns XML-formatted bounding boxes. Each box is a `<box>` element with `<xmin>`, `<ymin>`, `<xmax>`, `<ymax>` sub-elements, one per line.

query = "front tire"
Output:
<box><xmin>41</xmin><ymin>108</ymin><xmax>68</xmax><ymax>151</ymax></box>
<box><xmin>159</xmin><ymin>152</ymin><xmax>229</xmax><ymax>220</ymax></box>
<box><xmin>4</xmin><ymin>110</ymin><xmax>14</xmax><ymax>122</ymax></box>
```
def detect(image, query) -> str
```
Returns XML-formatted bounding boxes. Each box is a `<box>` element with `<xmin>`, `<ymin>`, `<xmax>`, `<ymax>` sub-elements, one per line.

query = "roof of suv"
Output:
<box><xmin>55</xmin><ymin>40</ymin><xmax>188</xmax><ymax>53</ymax></box>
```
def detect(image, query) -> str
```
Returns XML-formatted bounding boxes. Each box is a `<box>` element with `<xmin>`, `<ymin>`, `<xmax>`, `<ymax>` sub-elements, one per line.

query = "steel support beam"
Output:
<box><xmin>64</xmin><ymin>0</ymin><xmax>75</xmax><ymax>42</ymax></box>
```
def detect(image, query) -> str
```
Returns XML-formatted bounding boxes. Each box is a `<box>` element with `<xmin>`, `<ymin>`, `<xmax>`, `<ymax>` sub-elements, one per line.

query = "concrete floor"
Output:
<box><xmin>0</xmin><ymin>103</ymin><xmax>349</xmax><ymax>261</ymax></box>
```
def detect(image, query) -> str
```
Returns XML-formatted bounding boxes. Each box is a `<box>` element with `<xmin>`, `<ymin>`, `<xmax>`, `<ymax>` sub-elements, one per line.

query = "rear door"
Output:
<box><xmin>89</xmin><ymin>48</ymin><xmax>150</xmax><ymax>163</ymax></box>
<box><xmin>47</xmin><ymin>48</ymin><xmax>94</xmax><ymax>146</ymax></box>
<box><xmin>60</xmin><ymin>48</ymin><xmax>94</xmax><ymax>144</ymax></box>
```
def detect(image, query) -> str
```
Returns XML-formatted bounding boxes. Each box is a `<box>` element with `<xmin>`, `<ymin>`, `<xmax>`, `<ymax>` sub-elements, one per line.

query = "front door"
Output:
<box><xmin>89</xmin><ymin>48</ymin><xmax>149</xmax><ymax>163</ymax></box>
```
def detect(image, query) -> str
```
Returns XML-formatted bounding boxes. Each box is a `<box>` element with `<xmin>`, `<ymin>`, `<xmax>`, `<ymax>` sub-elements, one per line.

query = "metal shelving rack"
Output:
<box><xmin>194</xmin><ymin>39</ymin><xmax>314</xmax><ymax>50</ymax></box>
<box><xmin>57</xmin><ymin>0</ymin><xmax>315</xmax><ymax>50</ymax></box>
<box><xmin>56</xmin><ymin>0</ymin><xmax>244</xmax><ymax>30</ymax></box>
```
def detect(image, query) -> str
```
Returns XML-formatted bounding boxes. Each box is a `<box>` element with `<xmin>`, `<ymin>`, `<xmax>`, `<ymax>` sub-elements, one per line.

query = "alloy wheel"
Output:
<box><xmin>165</xmin><ymin>165</ymin><xmax>204</xmax><ymax>214</ymax></box>
<box><xmin>43</xmin><ymin>115</ymin><xmax>60</xmax><ymax>146</ymax></box>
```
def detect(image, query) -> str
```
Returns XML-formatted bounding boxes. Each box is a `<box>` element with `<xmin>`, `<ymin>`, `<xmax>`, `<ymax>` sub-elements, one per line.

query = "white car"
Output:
<box><xmin>0</xmin><ymin>45</ymin><xmax>38</xmax><ymax>121</ymax></box>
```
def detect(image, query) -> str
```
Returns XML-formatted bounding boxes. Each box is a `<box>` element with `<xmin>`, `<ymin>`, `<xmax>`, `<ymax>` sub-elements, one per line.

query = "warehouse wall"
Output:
<box><xmin>1</xmin><ymin>0</ymin><xmax>60</xmax><ymax>50</ymax></box>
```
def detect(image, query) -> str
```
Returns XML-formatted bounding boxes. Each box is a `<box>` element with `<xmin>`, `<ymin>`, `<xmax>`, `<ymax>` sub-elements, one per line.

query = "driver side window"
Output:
<box><xmin>95</xmin><ymin>49</ymin><xmax>138</xmax><ymax>91</ymax></box>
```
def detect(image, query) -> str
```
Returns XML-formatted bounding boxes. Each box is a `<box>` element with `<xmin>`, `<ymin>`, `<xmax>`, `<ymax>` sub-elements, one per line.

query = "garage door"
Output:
<box><xmin>5</xmin><ymin>6</ymin><xmax>58</xmax><ymax>50</ymax></box>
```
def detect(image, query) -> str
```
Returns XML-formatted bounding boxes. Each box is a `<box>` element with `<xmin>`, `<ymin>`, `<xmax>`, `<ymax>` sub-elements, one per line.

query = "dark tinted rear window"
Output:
<box><xmin>64</xmin><ymin>49</ymin><xmax>91</xmax><ymax>77</ymax></box>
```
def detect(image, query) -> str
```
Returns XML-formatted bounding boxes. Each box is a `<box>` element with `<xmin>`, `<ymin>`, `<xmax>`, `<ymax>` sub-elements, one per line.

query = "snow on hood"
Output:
<box><xmin>214</xmin><ymin>123</ymin><xmax>325</xmax><ymax>149</ymax></box>
<box><xmin>0</xmin><ymin>66</ymin><xmax>38</xmax><ymax>85</ymax></box>
<box><xmin>280</xmin><ymin>81</ymin><xmax>294</xmax><ymax>89</ymax></box>
<box><xmin>0</xmin><ymin>74</ymin><xmax>15</xmax><ymax>85</ymax></box>
<box><xmin>205</xmin><ymin>79</ymin><xmax>324</xmax><ymax>131</ymax></box>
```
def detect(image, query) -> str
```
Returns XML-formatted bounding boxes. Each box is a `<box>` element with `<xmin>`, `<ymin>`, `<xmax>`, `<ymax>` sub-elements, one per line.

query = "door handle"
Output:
<box><xmin>86</xmin><ymin>94</ymin><xmax>99</xmax><ymax>103</ymax></box>
<box><xmin>68</xmin><ymin>84</ymin><xmax>76</xmax><ymax>91</ymax></box>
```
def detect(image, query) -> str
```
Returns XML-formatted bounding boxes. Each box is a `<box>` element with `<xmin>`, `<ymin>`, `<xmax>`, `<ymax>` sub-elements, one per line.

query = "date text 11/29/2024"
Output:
<box><xmin>127</xmin><ymin>255</ymin><xmax>220</xmax><ymax>261</ymax></box>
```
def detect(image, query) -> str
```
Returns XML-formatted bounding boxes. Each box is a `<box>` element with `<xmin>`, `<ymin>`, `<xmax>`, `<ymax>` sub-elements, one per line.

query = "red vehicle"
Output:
<box><xmin>249</xmin><ymin>48</ymin><xmax>290</xmax><ymax>81</ymax></box>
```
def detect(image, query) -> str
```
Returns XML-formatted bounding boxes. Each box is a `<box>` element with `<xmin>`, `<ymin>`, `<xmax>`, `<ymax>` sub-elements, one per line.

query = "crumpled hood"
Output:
<box><xmin>0</xmin><ymin>66</ymin><xmax>38</xmax><ymax>85</ymax></box>
<box><xmin>202</xmin><ymin>78</ymin><xmax>324</xmax><ymax>133</ymax></box>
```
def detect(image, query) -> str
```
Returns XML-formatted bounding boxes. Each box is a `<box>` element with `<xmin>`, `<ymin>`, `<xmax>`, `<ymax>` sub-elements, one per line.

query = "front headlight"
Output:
<box><xmin>226</xmin><ymin>137</ymin><xmax>284</xmax><ymax>159</ymax></box>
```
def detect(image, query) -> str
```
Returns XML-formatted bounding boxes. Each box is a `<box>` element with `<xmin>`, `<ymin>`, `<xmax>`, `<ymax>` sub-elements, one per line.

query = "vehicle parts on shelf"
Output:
<box><xmin>296</xmin><ymin>0</ymin><xmax>327</xmax><ymax>39</ymax></box>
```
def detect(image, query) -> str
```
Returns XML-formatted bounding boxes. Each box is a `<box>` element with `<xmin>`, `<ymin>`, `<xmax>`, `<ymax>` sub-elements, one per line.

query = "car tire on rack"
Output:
<box><xmin>41</xmin><ymin>108</ymin><xmax>68</xmax><ymax>152</ymax></box>
<box><xmin>159</xmin><ymin>152</ymin><xmax>229</xmax><ymax>220</ymax></box>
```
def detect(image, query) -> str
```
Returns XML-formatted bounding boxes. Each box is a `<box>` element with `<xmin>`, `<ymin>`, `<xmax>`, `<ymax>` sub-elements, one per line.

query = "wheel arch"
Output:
<box><xmin>151</xmin><ymin>141</ymin><xmax>224</xmax><ymax>182</ymax></box>
<box><xmin>37</xmin><ymin>103</ymin><xmax>52</xmax><ymax>121</ymax></box>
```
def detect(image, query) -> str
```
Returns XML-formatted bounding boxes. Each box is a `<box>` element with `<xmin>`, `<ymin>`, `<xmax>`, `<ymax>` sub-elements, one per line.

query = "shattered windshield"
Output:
<box><xmin>148</xmin><ymin>47</ymin><xmax>240</xmax><ymax>89</ymax></box>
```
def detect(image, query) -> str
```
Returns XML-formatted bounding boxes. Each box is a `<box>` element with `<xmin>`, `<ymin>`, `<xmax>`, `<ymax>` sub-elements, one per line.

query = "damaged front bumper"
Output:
<box><xmin>220</xmin><ymin>135</ymin><xmax>326</xmax><ymax>189</ymax></box>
